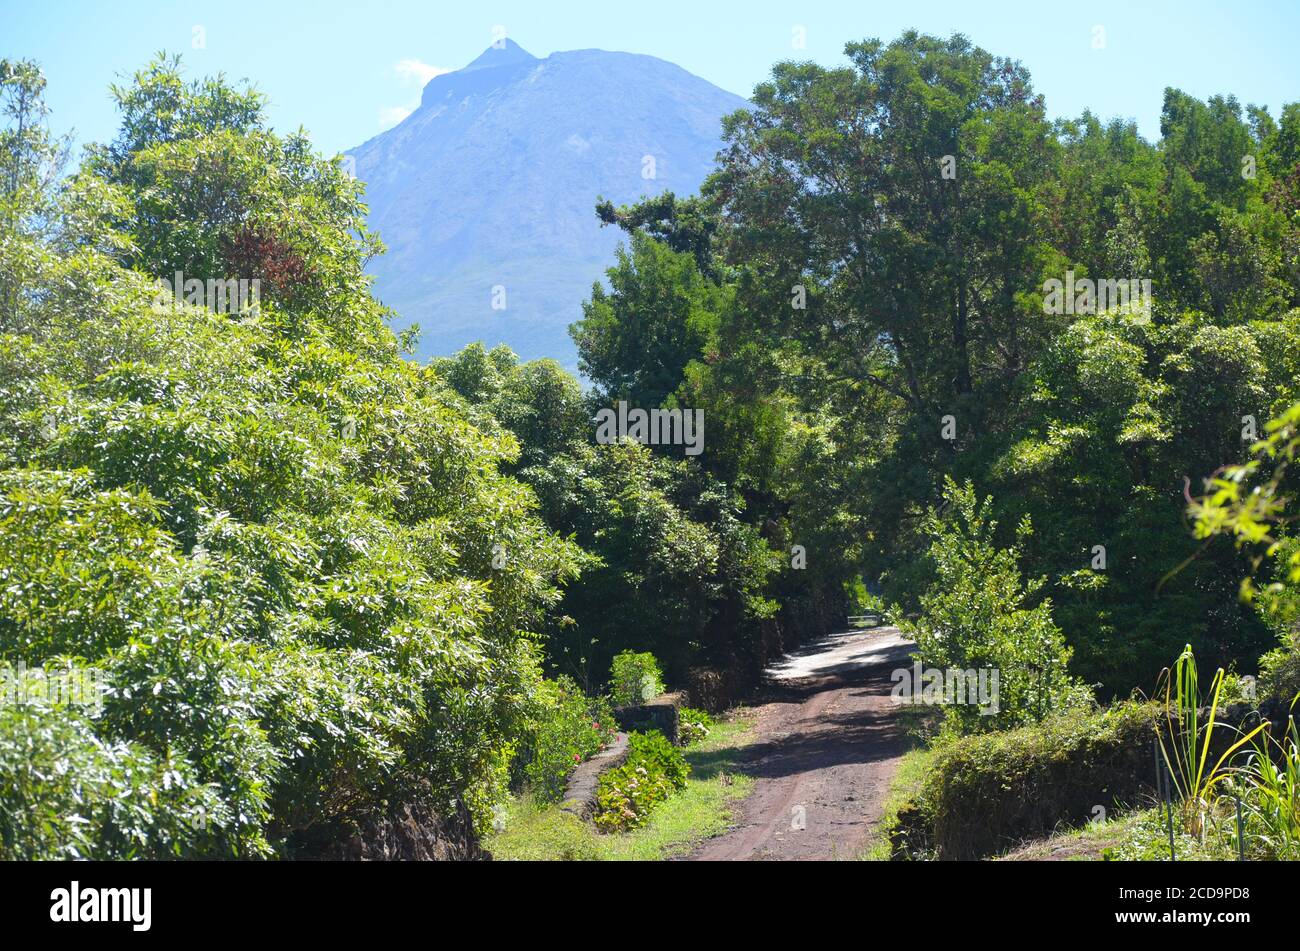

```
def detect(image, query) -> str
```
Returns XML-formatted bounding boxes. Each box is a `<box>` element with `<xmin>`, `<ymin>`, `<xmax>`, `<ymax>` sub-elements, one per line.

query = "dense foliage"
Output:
<box><xmin>0</xmin><ymin>58</ymin><xmax>583</xmax><ymax>857</ymax></box>
<box><xmin>582</xmin><ymin>31</ymin><xmax>1300</xmax><ymax>698</ymax></box>
<box><xmin>432</xmin><ymin>343</ymin><xmax>782</xmax><ymax>687</ymax></box>
<box><xmin>512</xmin><ymin>675</ymin><xmax>618</xmax><ymax>803</ymax></box>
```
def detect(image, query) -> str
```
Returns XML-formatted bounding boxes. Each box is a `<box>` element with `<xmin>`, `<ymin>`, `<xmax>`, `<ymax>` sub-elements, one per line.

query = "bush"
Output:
<box><xmin>609</xmin><ymin>651</ymin><xmax>665</xmax><ymax>706</ymax></box>
<box><xmin>898</xmin><ymin>479</ymin><xmax>1080</xmax><ymax>733</ymax></box>
<box><xmin>592</xmin><ymin>730</ymin><xmax>689</xmax><ymax>832</ymax></box>
<box><xmin>677</xmin><ymin>706</ymin><xmax>713</xmax><ymax>745</ymax></box>
<box><xmin>891</xmin><ymin>701</ymin><xmax>1159</xmax><ymax>859</ymax></box>
<box><xmin>515</xmin><ymin>676</ymin><xmax>618</xmax><ymax>803</ymax></box>
<box><xmin>0</xmin><ymin>689</ymin><xmax>232</xmax><ymax>859</ymax></box>
<box><xmin>1259</xmin><ymin>637</ymin><xmax>1300</xmax><ymax>707</ymax></box>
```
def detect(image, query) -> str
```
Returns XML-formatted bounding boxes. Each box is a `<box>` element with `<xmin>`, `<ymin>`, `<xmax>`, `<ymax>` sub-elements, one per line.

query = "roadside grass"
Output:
<box><xmin>485</xmin><ymin>712</ymin><xmax>757</xmax><ymax>860</ymax></box>
<box><xmin>997</xmin><ymin>810</ymin><xmax>1150</xmax><ymax>861</ymax></box>
<box><xmin>998</xmin><ymin>807</ymin><xmax>1236</xmax><ymax>861</ymax></box>
<box><xmin>861</xmin><ymin>702</ymin><xmax>941</xmax><ymax>860</ymax></box>
<box><xmin>861</xmin><ymin>745</ymin><xmax>936</xmax><ymax>860</ymax></box>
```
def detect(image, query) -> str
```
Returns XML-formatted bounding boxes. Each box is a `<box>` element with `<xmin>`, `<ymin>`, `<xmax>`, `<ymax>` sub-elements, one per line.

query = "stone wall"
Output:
<box><xmin>560</xmin><ymin>732</ymin><xmax>630</xmax><ymax>819</ymax></box>
<box><xmin>613</xmin><ymin>691</ymin><xmax>683</xmax><ymax>744</ymax></box>
<box><xmin>286</xmin><ymin>794</ymin><xmax>485</xmax><ymax>861</ymax></box>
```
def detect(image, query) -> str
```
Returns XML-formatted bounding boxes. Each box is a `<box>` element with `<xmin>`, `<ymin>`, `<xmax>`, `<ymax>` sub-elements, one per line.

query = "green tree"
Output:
<box><xmin>572</xmin><ymin>231</ymin><xmax>723</xmax><ymax>410</ymax></box>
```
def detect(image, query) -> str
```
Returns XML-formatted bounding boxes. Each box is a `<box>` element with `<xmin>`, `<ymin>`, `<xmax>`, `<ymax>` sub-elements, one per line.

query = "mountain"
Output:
<box><xmin>348</xmin><ymin>40</ymin><xmax>748</xmax><ymax>367</ymax></box>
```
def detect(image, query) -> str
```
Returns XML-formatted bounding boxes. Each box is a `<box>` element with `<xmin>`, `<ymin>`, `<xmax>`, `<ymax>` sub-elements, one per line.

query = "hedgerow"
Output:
<box><xmin>890</xmin><ymin>702</ymin><xmax>1159</xmax><ymax>859</ymax></box>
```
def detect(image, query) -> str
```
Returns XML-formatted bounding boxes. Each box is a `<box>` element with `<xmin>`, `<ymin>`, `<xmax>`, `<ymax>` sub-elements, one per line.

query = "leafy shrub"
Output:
<box><xmin>592</xmin><ymin>730</ymin><xmax>688</xmax><ymax>832</ymax></box>
<box><xmin>677</xmin><ymin>706</ymin><xmax>713</xmax><ymax>745</ymax></box>
<box><xmin>515</xmin><ymin>676</ymin><xmax>618</xmax><ymax>803</ymax></box>
<box><xmin>628</xmin><ymin>729</ymin><xmax>690</xmax><ymax>786</ymax></box>
<box><xmin>899</xmin><ymin>478</ymin><xmax>1080</xmax><ymax>733</ymax></box>
<box><xmin>0</xmin><ymin>688</ymin><xmax>232</xmax><ymax>859</ymax></box>
<box><xmin>609</xmin><ymin>651</ymin><xmax>665</xmax><ymax>706</ymax></box>
<box><xmin>1259</xmin><ymin>636</ymin><xmax>1300</xmax><ymax>707</ymax></box>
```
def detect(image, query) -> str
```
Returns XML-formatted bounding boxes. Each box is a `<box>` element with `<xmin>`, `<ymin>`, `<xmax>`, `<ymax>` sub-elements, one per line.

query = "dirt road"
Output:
<box><xmin>689</xmin><ymin>626</ymin><xmax>914</xmax><ymax>861</ymax></box>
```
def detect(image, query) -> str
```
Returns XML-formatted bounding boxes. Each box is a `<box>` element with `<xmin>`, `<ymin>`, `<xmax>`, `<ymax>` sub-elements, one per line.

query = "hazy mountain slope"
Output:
<box><xmin>350</xmin><ymin>40</ymin><xmax>747</xmax><ymax>366</ymax></box>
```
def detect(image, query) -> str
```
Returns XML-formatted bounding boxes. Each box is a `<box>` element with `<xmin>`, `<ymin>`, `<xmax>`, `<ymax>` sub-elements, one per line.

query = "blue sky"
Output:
<box><xmin>4</xmin><ymin>0</ymin><xmax>1298</xmax><ymax>158</ymax></box>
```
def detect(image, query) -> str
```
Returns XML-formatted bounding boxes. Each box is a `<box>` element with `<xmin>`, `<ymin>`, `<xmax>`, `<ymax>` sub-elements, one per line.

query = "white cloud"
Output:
<box><xmin>394</xmin><ymin>58</ymin><xmax>450</xmax><ymax>86</ymax></box>
<box><xmin>379</xmin><ymin>58</ymin><xmax>451</xmax><ymax>128</ymax></box>
<box><xmin>378</xmin><ymin>103</ymin><xmax>416</xmax><ymax>128</ymax></box>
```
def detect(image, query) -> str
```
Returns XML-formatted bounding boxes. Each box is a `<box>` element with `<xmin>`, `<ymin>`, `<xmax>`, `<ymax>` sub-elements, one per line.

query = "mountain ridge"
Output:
<box><xmin>349</xmin><ymin>40</ymin><xmax>747</xmax><ymax>367</ymax></box>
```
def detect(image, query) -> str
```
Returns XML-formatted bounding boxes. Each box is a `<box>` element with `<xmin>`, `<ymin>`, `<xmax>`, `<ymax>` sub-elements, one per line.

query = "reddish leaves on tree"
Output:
<box><xmin>223</xmin><ymin>226</ymin><xmax>309</xmax><ymax>299</ymax></box>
